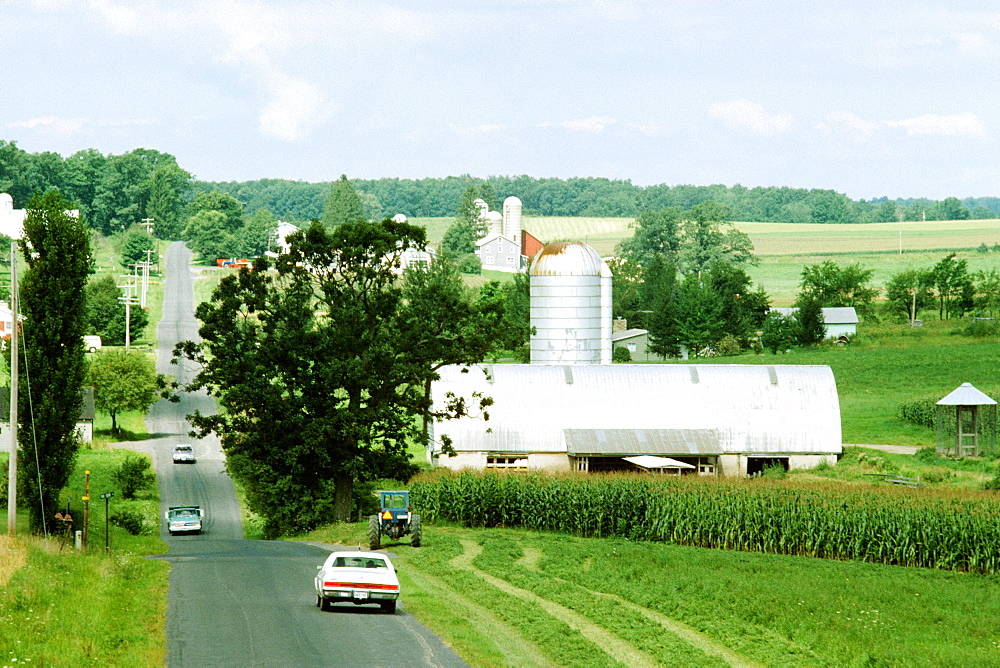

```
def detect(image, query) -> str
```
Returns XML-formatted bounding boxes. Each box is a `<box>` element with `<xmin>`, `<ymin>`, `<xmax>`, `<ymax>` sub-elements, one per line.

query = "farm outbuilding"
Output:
<box><xmin>770</xmin><ymin>306</ymin><xmax>859</xmax><ymax>339</ymax></box>
<box><xmin>428</xmin><ymin>363</ymin><xmax>842</xmax><ymax>477</ymax></box>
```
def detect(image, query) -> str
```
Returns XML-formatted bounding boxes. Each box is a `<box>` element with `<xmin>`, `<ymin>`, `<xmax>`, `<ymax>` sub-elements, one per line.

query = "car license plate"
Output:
<box><xmin>356</xmin><ymin>591</ymin><xmax>369</xmax><ymax>600</ymax></box>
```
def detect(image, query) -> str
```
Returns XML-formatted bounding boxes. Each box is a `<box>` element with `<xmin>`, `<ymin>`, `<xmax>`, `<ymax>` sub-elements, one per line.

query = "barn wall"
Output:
<box><xmin>789</xmin><ymin>454</ymin><xmax>838</xmax><ymax>470</ymax></box>
<box><xmin>528</xmin><ymin>453</ymin><xmax>572</xmax><ymax>472</ymax></box>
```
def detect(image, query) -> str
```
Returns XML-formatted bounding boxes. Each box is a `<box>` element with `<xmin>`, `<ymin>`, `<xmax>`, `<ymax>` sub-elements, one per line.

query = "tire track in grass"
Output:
<box><xmin>454</xmin><ymin>539</ymin><xmax>660</xmax><ymax>668</ymax></box>
<box><xmin>403</xmin><ymin>560</ymin><xmax>555</xmax><ymax>667</ymax></box>
<box><xmin>516</xmin><ymin>547</ymin><xmax>762</xmax><ymax>668</ymax></box>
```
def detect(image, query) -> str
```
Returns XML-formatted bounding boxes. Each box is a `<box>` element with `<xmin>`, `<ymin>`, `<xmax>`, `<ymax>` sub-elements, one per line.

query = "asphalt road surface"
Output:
<box><xmin>129</xmin><ymin>243</ymin><xmax>466</xmax><ymax>667</ymax></box>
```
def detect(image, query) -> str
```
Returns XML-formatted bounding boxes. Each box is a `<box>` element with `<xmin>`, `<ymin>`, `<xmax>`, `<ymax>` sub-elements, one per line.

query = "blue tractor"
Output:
<box><xmin>369</xmin><ymin>490</ymin><xmax>421</xmax><ymax>550</ymax></box>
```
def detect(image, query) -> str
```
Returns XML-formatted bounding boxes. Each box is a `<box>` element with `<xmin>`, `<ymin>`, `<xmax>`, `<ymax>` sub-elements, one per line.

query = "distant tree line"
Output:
<box><xmin>200</xmin><ymin>176</ymin><xmax>1000</xmax><ymax>225</ymax></box>
<box><xmin>4</xmin><ymin>139</ymin><xmax>999</xmax><ymax>238</ymax></box>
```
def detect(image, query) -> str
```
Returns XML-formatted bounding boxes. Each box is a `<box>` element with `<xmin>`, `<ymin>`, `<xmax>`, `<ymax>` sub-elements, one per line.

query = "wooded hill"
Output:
<box><xmin>3</xmin><ymin>139</ymin><xmax>999</xmax><ymax>231</ymax></box>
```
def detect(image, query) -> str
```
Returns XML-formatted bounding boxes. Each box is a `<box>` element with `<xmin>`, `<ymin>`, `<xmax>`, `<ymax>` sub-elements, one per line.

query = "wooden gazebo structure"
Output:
<box><xmin>936</xmin><ymin>382</ymin><xmax>997</xmax><ymax>458</ymax></box>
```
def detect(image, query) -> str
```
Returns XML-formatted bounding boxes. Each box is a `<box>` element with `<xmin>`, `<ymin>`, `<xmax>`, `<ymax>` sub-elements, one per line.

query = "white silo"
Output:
<box><xmin>530</xmin><ymin>241</ymin><xmax>613</xmax><ymax>365</ymax></box>
<box><xmin>502</xmin><ymin>196</ymin><xmax>522</xmax><ymax>243</ymax></box>
<box><xmin>485</xmin><ymin>210</ymin><xmax>503</xmax><ymax>237</ymax></box>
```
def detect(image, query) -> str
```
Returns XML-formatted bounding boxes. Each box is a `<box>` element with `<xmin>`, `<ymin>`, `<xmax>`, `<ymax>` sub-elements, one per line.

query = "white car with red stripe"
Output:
<box><xmin>314</xmin><ymin>551</ymin><xmax>400</xmax><ymax>614</ymax></box>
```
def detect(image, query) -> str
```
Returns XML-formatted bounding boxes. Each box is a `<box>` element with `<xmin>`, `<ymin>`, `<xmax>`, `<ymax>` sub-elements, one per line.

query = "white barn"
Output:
<box><xmin>429</xmin><ymin>363</ymin><xmax>842</xmax><ymax>477</ymax></box>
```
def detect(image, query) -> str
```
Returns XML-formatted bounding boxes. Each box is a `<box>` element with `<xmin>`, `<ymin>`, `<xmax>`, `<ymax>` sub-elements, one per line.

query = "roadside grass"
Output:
<box><xmin>0</xmin><ymin>448</ymin><xmax>168</xmax><ymax>666</ymax></box>
<box><xmin>296</xmin><ymin>520</ymin><xmax>1000</xmax><ymax>666</ymax></box>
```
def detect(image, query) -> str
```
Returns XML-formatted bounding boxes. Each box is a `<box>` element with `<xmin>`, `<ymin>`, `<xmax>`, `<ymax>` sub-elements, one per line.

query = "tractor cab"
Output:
<box><xmin>369</xmin><ymin>490</ymin><xmax>421</xmax><ymax>549</ymax></box>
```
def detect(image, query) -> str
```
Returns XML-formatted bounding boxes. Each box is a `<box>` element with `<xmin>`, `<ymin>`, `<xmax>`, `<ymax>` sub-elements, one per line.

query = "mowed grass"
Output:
<box><xmin>299</xmin><ymin>521</ymin><xmax>1000</xmax><ymax>666</ymax></box>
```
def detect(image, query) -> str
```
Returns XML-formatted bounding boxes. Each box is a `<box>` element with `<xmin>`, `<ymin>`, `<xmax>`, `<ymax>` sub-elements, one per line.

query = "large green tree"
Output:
<box><xmin>617</xmin><ymin>202</ymin><xmax>755</xmax><ymax>273</ymax></box>
<box><xmin>321</xmin><ymin>175</ymin><xmax>366</xmax><ymax>229</ymax></box>
<box><xmin>883</xmin><ymin>269</ymin><xmax>935</xmax><ymax>322</ymax></box>
<box><xmin>931</xmin><ymin>253</ymin><xmax>974</xmax><ymax>319</ymax></box>
<box><xmin>16</xmin><ymin>191</ymin><xmax>92</xmax><ymax>533</ymax></box>
<box><xmin>441</xmin><ymin>185</ymin><xmax>488</xmax><ymax>258</ymax></box>
<box><xmin>146</xmin><ymin>163</ymin><xmax>191</xmax><ymax>239</ymax></box>
<box><xmin>86</xmin><ymin>349</ymin><xmax>161</xmax><ymax>434</ymax></box>
<box><xmin>119</xmin><ymin>226</ymin><xmax>156</xmax><ymax>269</ymax></box>
<box><xmin>175</xmin><ymin>219</ymin><xmax>499</xmax><ymax>536</ymax></box>
<box><xmin>798</xmin><ymin>261</ymin><xmax>878</xmax><ymax>315</ymax></box>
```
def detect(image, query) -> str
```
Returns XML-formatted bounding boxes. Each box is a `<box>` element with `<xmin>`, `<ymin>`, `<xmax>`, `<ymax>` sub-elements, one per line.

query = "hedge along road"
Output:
<box><xmin>132</xmin><ymin>242</ymin><xmax>466</xmax><ymax>667</ymax></box>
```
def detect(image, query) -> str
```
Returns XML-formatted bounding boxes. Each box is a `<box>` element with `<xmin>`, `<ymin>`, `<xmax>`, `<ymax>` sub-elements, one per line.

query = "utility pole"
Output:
<box><xmin>118</xmin><ymin>274</ymin><xmax>138</xmax><ymax>350</ymax></box>
<box><xmin>6</xmin><ymin>242</ymin><xmax>17</xmax><ymax>537</ymax></box>
<box><xmin>135</xmin><ymin>254</ymin><xmax>152</xmax><ymax>309</ymax></box>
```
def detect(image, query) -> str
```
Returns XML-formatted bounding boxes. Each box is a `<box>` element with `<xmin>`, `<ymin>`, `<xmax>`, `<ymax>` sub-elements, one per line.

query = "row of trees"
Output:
<box><xmin>0</xmin><ymin>141</ymin><xmax>191</xmax><ymax>238</ymax></box>
<box><xmin>201</xmin><ymin>175</ymin><xmax>1000</xmax><ymax>224</ymax></box>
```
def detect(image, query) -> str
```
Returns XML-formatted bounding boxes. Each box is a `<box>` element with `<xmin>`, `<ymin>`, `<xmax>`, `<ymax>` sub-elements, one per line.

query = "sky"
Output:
<box><xmin>2</xmin><ymin>1</ymin><xmax>999</xmax><ymax>200</ymax></box>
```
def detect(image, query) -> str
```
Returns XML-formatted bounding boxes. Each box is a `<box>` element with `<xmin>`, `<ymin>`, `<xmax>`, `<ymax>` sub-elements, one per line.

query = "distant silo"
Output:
<box><xmin>530</xmin><ymin>241</ymin><xmax>612</xmax><ymax>365</ymax></box>
<box><xmin>503</xmin><ymin>196</ymin><xmax>522</xmax><ymax>242</ymax></box>
<box><xmin>485</xmin><ymin>210</ymin><xmax>503</xmax><ymax>237</ymax></box>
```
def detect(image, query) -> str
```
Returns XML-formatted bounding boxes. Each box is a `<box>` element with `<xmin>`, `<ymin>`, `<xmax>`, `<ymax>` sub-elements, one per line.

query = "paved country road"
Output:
<box><xmin>127</xmin><ymin>242</ymin><xmax>466</xmax><ymax>668</ymax></box>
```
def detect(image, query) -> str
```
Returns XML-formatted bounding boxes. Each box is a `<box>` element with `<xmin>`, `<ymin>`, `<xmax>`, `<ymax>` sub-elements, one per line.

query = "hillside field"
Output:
<box><xmin>415</xmin><ymin>216</ymin><xmax>1000</xmax><ymax>305</ymax></box>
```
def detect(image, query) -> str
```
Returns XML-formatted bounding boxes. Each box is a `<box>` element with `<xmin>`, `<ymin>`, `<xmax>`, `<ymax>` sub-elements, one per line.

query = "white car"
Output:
<box><xmin>172</xmin><ymin>444</ymin><xmax>195</xmax><ymax>463</ymax></box>
<box><xmin>314</xmin><ymin>551</ymin><xmax>400</xmax><ymax>614</ymax></box>
<box><xmin>166</xmin><ymin>506</ymin><xmax>202</xmax><ymax>535</ymax></box>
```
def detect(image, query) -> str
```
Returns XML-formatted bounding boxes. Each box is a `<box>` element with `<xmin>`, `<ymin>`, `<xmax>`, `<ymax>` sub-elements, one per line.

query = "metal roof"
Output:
<box><xmin>770</xmin><ymin>306</ymin><xmax>859</xmax><ymax>324</ymax></box>
<box><xmin>431</xmin><ymin>364</ymin><xmax>842</xmax><ymax>457</ymax></box>
<box><xmin>937</xmin><ymin>382</ymin><xmax>997</xmax><ymax>406</ymax></box>
<box><xmin>611</xmin><ymin>328</ymin><xmax>648</xmax><ymax>341</ymax></box>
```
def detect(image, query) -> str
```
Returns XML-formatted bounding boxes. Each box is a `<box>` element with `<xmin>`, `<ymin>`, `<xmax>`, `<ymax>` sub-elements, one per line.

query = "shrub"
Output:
<box><xmin>112</xmin><ymin>455</ymin><xmax>155</xmax><ymax>500</ymax></box>
<box><xmin>963</xmin><ymin>319</ymin><xmax>1000</xmax><ymax>338</ymax></box>
<box><xmin>985</xmin><ymin>474</ymin><xmax>1000</xmax><ymax>491</ymax></box>
<box><xmin>457</xmin><ymin>253</ymin><xmax>481</xmax><ymax>275</ymax></box>
<box><xmin>110</xmin><ymin>509</ymin><xmax>146</xmax><ymax>536</ymax></box>
<box><xmin>715</xmin><ymin>334</ymin><xmax>742</xmax><ymax>357</ymax></box>
<box><xmin>898</xmin><ymin>398</ymin><xmax>937</xmax><ymax>429</ymax></box>
<box><xmin>915</xmin><ymin>446</ymin><xmax>939</xmax><ymax>463</ymax></box>
<box><xmin>612</xmin><ymin>346</ymin><xmax>631</xmax><ymax>363</ymax></box>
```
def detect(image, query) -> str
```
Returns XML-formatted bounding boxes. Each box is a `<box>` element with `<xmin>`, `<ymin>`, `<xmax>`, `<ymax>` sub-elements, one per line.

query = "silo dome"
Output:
<box><xmin>0</xmin><ymin>193</ymin><xmax>12</xmax><ymax>213</ymax></box>
<box><xmin>529</xmin><ymin>241</ymin><xmax>612</xmax><ymax>365</ymax></box>
<box><xmin>529</xmin><ymin>241</ymin><xmax>603</xmax><ymax>277</ymax></box>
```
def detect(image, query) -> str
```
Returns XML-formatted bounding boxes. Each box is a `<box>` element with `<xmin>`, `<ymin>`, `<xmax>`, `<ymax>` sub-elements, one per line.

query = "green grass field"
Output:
<box><xmin>416</xmin><ymin>216</ymin><xmax>1000</xmax><ymax>304</ymax></box>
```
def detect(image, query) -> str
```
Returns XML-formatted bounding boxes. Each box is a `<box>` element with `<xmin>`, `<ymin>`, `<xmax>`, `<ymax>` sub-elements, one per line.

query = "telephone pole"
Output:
<box><xmin>6</xmin><ymin>242</ymin><xmax>17</xmax><ymax>536</ymax></box>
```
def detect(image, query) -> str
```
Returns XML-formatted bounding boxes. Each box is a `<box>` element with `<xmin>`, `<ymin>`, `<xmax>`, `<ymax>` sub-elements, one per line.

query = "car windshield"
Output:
<box><xmin>331</xmin><ymin>556</ymin><xmax>387</xmax><ymax>569</ymax></box>
<box><xmin>175</xmin><ymin>446</ymin><xmax>192</xmax><ymax>452</ymax></box>
<box><xmin>174</xmin><ymin>509</ymin><xmax>198</xmax><ymax>518</ymax></box>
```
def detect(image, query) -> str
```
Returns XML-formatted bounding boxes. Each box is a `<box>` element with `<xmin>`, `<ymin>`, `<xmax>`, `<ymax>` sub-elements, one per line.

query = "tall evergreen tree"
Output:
<box><xmin>146</xmin><ymin>163</ymin><xmax>191</xmax><ymax>239</ymax></box>
<box><xmin>16</xmin><ymin>191</ymin><xmax>92</xmax><ymax>534</ymax></box>
<box><xmin>794</xmin><ymin>296</ymin><xmax>827</xmax><ymax>345</ymax></box>
<box><xmin>321</xmin><ymin>174</ymin><xmax>366</xmax><ymax>229</ymax></box>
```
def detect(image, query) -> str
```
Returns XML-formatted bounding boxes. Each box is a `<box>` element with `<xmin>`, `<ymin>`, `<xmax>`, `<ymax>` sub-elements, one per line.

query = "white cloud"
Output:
<box><xmin>886</xmin><ymin>112</ymin><xmax>986</xmax><ymax>139</ymax></box>
<box><xmin>542</xmin><ymin>116</ymin><xmax>617</xmax><ymax>133</ymax></box>
<box><xmin>708</xmin><ymin>100</ymin><xmax>794</xmax><ymax>136</ymax></box>
<box><xmin>258</xmin><ymin>72</ymin><xmax>335</xmax><ymax>142</ymax></box>
<box><xmin>7</xmin><ymin>116</ymin><xmax>89</xmax><ymax>137</ymax></box>
<box><xmin>816</xmin><ymin>111</ymin><xmax>880</xmax><ymax>143</ymax></box>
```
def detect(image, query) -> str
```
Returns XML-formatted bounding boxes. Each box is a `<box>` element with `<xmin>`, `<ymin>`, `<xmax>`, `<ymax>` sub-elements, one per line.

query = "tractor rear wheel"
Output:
<box><xmin>410</xmin><ymin>514</ymin><xmax>422</xmax><ymax>547</ymax></box>
<box><xmin>368</xmin><ymin>515</ymin><xmax>381</xmax><ymax>550</ymax></box>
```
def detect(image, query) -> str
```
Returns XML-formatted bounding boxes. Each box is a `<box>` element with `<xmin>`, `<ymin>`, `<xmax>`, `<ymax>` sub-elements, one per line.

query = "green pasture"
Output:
<box><xmin>302</xmin><ymin>519</ymin><xmax>1000</xmax><ymax>667</ymax></box>
<box><xmin>414</xmin><ymin>216</ymin><xmax>1000</xmax><ymax>305</ymax></box>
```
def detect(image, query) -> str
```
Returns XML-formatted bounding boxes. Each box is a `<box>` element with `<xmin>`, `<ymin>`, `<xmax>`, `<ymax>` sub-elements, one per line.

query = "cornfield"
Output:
<box><xmin>410</xmin><ymin>471</ymin><xmax>1000</xmax><ymax>574</ymax></box>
